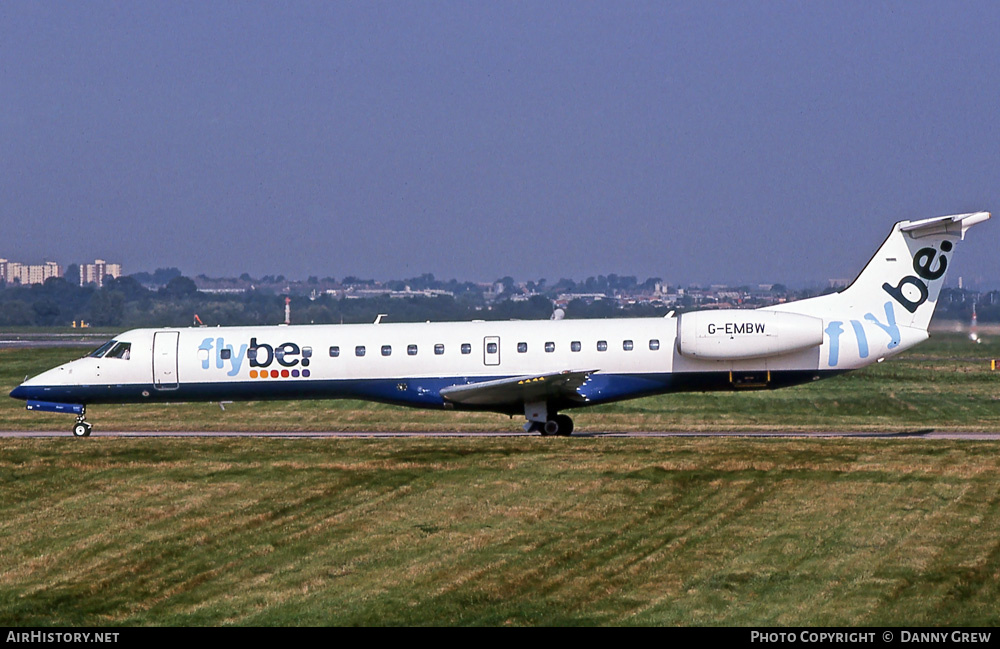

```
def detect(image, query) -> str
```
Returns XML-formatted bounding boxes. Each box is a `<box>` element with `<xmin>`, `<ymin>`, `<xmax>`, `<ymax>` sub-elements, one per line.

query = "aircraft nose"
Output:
<box><xmin>10</xmin><ymin>385</ymin><xmax>29</xmax><ymax>401</ymax></box>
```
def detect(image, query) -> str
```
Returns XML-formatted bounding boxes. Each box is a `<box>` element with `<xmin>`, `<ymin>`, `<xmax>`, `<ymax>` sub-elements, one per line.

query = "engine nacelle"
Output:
<box><xmin>677</xmin><ymin>310</ymin><xmax>824</xmax><ymax>360</ymax></box>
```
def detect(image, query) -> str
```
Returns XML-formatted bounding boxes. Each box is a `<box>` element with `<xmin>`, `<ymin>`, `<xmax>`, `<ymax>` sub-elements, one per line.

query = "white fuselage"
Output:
<box><xmin>13</xmin><ymin>308</ymin><xmax>921</xmax><ymax>412</ymax></box>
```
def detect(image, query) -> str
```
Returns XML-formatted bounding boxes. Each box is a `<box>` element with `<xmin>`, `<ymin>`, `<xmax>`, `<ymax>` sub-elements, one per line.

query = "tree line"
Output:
<box><xmin>0</xmin><ymin>276</ymin><xmax>992</xmax><ymax>329</ymax></box>
<box><xmin>0</xmin><ymin>275</ymin><xmax>673</xmax><ymax>328</ymax></box>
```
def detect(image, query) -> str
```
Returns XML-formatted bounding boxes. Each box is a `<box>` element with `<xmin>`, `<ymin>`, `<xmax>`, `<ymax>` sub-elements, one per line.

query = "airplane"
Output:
<box><xmin>970</xmin><ymin>301</ymin><xmax>981</xmax><ymax>343</ymax></box>
<box><xmin>9</xmin><ymin>211</ymin><xmax>990</xmax><ymax>437</ymax></box>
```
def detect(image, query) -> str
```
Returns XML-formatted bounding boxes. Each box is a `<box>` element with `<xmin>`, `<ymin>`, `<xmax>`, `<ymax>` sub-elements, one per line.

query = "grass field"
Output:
<box><xmin>1</xmin><ymin>334</ymin><xmax>999</xmax><ymax>626</ymax></box>
<box><xmin>1</xmin><ymin>437</ymin><xmax>999</xmax><ymax>626</ymax></box>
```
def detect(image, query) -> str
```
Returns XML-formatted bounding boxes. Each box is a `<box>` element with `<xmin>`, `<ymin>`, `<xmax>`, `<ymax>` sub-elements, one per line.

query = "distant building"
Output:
<box><xmin>328</xmin><ymin>287</ymin><xmax>454</xmax><ymax>299</ymax></box>
<box><xmin>0</xmin><ymin>259</ymin><xmax>61</xmax><ymax>285</ymax></box>
<box><xmin>557</xmin><ymin>293</ymin><xmax>608</xmax><ymax>305</ymax></box>
<box><xmin>80</xmin><ymin>259</ymin><xmax>122</xmax><ymax>287</ymax></box>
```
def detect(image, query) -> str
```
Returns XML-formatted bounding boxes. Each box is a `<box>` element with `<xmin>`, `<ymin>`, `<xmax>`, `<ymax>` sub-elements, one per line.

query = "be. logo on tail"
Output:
<box><xmin>826</xmin><ymin>238</ymin><xmax>955</xmax><ymax>368</ymax></box>
<box><xmin>882</xmin><ymin>241</ymin><xmax>951</xmax><ymax>313</ymax></box>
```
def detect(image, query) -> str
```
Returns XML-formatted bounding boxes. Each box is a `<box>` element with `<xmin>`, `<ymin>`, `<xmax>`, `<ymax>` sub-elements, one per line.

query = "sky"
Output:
<box><xmin>2</xmin><ymin>1</ymin><xmax>999</xmax><ymax>288</ymax></box>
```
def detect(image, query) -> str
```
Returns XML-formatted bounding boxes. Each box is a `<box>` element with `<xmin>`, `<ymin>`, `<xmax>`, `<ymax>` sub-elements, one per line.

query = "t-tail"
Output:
<box><xmin>769</xmin><ymin>211</ymin><xmax>991</xmax><ymax>367</ymax></box>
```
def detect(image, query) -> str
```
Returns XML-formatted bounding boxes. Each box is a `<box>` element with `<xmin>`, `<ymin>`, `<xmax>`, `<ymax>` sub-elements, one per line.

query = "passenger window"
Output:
<box><xmin>408</xmin><ymin>344</ymin><xmax>418</xmax><ymax>356</ymax></box>
<box><xmin>461</xmin><ymin>343</ymin><xmax>472</xmax><ymax>354</ymax></box>
<box><xmin>517</xmin><ymin>342</ymin><xmax>527</xmax><ymax>353</ymax></box>
<box><xmin>381</xmin><ymin>345</ymin><xmax>392</xmax><ymax>356</ymax></box>
<box><xmin>486</xmin><ymin>342</ymin><xmax>498</xmax><ymax>354</ymax></box>
<box><xmin>649</xmin><ymin>339</ymin><xmax>660</xmax><ymax>351</ymax></box>
<box><xmin>435</xmin><ymin>344</ymin><xmax>445</xmax><ymax>355</ymax></box>
<box><xmin>597</xmin><ymin>340</ymin><xmax>608</xmax><ymax>352</ymax></box>
<box><xmin>623</xmin><ymin>340</ymin><xmax>633</xmax><ymax>351</ymax></box>
<box><xmin>220</xmin><ymin>348</ymin><xmax>232</xmax><ymax>360</ymax></box>
<box><xmin>329</xmin><ymin>346</ymin><xmax>340</xmax><ymax>357</ymax></box>
<box><xmin>356</xmin><ymin>346</ymin><xmax>366</xmax><ymax>357</ymax></box>
<box><xmin>545</xmin><ymin>342</ymin><xmax>555</xmax><ymax>353</ymax></box>
<box><xmin>302</xmin><ymin>346</ymin><xmax>313</xmax><ymax>358</ymax></box>
<box><xmin>275</xmin><ymin>348</ymin><xmax>285</xmax><ymax>361</ymax></box>
<box><xmin>248</xmin><ymin>348</ymin><xmax>257</xmax><ymax>361</ymax></box>
<box><xmin>198</xmin><ymin>348</ymin><xmax>210</xmax><ymax>363</ymax></box>
<box><xmin>571</xmin><ymin>341</ymin><xmax>581</xmax><ymax>352</ymax></box>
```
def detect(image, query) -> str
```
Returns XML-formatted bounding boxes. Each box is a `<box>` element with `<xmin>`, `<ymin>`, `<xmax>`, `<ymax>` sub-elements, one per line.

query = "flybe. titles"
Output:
<box><xmin>827</xmin><ymin>238</ymin><xmax>955</xmax><ymax>367</ymax></box>
<box><xmin>826</xmin><ymin>301</ymin><xmax>900</xmax><ymax>367</ymax></box>
<box><xmin>247</xmin><ymin>338</ymin><xmax>310</xmax><ymax>368</ymax></box>
<box><xmin>198</xmin><ymin>337</ymin><xmax>311</xmax><ymax>377</ymax></box>
<box><xmin>882</xmin><ymin>240</ymin><xmax>952</xmax><ymax>313</ymax></box>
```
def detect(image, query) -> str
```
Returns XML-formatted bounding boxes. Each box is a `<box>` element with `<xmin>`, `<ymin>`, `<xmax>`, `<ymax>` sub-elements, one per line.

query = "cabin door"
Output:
<box><xmin>153</xmin><ymin>331</ymin><xmax>180</xmax><ymax>390</ymax></box>
<box><xmin>484</xmin><ymin>336</ymin><xmax>500</xmax><ymax>366</ymax></box>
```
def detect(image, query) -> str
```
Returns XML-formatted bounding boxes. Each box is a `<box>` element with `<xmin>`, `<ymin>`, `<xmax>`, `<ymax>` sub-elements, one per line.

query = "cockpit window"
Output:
<box><xmin>106</xmin><ymin>342</ymin><xmax>131</xmax><ymax>360</ymax></box>
<box><xmin>88</xmin><ymin>340</ymin><xmax>118</xmax><ymax>358</ymax></box>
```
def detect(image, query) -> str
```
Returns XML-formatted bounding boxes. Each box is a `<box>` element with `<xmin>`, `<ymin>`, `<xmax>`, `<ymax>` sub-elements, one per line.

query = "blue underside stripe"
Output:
<box><xmin>11</xmin><ymin>370</ymin><xmax>841</xmax><ymax>414</ymax></box>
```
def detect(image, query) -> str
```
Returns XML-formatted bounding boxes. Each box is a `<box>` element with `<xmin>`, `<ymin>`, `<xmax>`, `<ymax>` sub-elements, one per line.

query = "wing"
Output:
<box><xmin>439</xmin><ymin>369</ymin><xmax>597</xmax><ymax>409</ymax></box>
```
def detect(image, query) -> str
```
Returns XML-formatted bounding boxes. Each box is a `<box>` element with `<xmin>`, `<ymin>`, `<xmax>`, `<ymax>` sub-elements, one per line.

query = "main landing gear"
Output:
<box><xmin>524</xmin><ymin>403</ymin><xmax>574</xmax><ymax>436</ymax></box>
<box><xmin>72</xmin><ymin>409</ymin><xmax>92</xmax><ymax>437</ymax></box>
<box><xmin>544</xmin><ymin>414</ymin><xmax>574</xmax><ymax>436</ymax></box>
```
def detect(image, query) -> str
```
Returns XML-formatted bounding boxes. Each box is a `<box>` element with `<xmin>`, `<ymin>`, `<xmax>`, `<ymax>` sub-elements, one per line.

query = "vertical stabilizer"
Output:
<box><xmin>852</xmin><ymin>212</ymin><xmax>989</xmax><ymax>330</ymax></box>
<box><xmin>786</xmin><ymin>212</ymin><xmax>991</xmax><ymax>332</ymax></box>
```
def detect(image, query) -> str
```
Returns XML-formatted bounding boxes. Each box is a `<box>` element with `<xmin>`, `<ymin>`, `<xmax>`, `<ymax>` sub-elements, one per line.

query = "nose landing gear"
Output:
<box><xmin>72</xmin><ymin>409</ymin><xmax>92</xmax><ymax>437</ymax></box>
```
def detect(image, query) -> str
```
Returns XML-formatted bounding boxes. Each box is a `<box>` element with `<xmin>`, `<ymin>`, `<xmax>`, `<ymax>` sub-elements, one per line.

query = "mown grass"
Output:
<box><xmin>1</xmin><ymin>438</ymin><xmax>999</xmax><ymax>626</ymax></box>
<box><xmin>2</xmin><ymin>333</ymin><xmax>1000</xmax><ymax>432</ymax></box>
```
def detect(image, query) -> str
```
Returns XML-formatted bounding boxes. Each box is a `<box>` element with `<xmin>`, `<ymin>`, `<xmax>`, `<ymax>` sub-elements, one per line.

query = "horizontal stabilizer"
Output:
<box><xmin>899</xmin><ymin>211</ymin><xmax>990</xmax><ymax>240</ymax></box>
<box><xmin>440</xmin><ymin>369</ymin><xmax>596</xmax><ymax>408</ymax></box>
